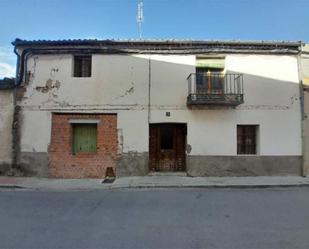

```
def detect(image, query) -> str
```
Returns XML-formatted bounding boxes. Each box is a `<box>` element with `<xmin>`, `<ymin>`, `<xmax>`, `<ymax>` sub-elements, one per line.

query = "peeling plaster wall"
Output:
<box><xmin>0</xmin><ymin>90</ymin><xmax>14</xmax><ymax>172</ymax></box>
<box><xmin>21</xmin><ymin>54</ymin><xmax>149</xmax><ymax>107</ymax></box>
<box><xmin>17</xmin><ymin>53</ymin><xmax>302</xmax><ymax>176</ymax></box>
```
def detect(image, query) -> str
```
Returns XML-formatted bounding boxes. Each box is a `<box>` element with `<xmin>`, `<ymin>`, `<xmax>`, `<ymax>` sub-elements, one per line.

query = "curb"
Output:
<box><xmin>0</xmin><ymin>185</ymin><xmax>25</xmax><ymax>189</ymax></box>
<box><xmin>0</xmin><ymin>185</ymin><xmax>111</xmax><ymax>192</ymax></box>
<box><xmin>110</xmin><ymin>183</ymin><xmax>309</xmax><ymax>190</ymax></box>
<box><xmin>1</xmin><ymin>183</ymin><xmax>309</xmax><ymax>191</ymax></box>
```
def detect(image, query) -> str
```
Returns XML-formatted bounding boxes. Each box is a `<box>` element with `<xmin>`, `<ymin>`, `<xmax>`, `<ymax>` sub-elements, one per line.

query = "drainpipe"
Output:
<box><xmin>297</xmin><ymin>44</ymin><xmax>306</xmax><ymax>177</ymax></box>
<box><xmin>11</xmin><ymin>47</ymin><xmax>21</xmax><ymax>170</ymax></box>
<box><xmin>13</xmin><ymin>47</ymin><xmax>20</xmax><ymax>86</ymax></box>
<box><xmin>147</xmin><ymin>55</ymin><xmax>152</xmax><ymax>174</ymax></box>
<box><xmin>148</xmin><ymin>55</ymin><xmax>151</xmax><ymax>124</ymax></box>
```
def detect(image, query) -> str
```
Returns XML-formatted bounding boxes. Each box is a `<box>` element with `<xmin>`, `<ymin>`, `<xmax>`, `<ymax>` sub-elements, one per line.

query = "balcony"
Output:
<box><xmin>187</xmin><ymin>72</ymin><xmax>244</xmax><ymax>106</ymax></box>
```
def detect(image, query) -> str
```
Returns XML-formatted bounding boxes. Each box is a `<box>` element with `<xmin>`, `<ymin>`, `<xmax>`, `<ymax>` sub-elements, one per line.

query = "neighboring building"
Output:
<box><xmin>301</xmin><ymin>44</ymin><xmax>309</xmax><ymax>177</ymax></box>
<box><xmin>9</xmin><ymin>39</ymin><xmax>303</xmax><ymax>178</ymax></box>
<box><xmin>0</xmin><ymin>78</ymin><xmax>15</xmax><ymax>174</ymax></box>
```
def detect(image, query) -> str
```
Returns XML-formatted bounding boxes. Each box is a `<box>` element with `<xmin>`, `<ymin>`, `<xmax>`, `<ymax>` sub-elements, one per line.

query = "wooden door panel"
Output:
<box><xmin>175</xmin><ymin>125</ymin><xmax>186</xmax><ymax>171</ymax></box>
<box><xmin>158</xmin><ymin>124</ymin><xmax>176</xmax><ymax>171</ymax></box>
<box><xmin>149</xmin><ymin>124</ymin><xmax>186</xmax><ymax>172</ymax></box>
<box><xmin>149</xmin><ymin>125</ymin><xmax>158</xmax><ymax>171</ymax></box>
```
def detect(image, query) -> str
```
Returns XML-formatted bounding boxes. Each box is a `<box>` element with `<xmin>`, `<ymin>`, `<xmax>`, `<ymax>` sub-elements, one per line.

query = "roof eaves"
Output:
<box><xmin>12</xmin><ymin>38</ymin><xmax>302</xmax><ymax>47</ymax></box>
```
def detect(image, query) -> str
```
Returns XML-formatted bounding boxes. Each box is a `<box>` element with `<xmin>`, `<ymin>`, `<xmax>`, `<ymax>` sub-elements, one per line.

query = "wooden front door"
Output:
<box><xmin>149</xmin><ymin>123</ymin><xmax>186</xmax><ymax>172</ymax></box>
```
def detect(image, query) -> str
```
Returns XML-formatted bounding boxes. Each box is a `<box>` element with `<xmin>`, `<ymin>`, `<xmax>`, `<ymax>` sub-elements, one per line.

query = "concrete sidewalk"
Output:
<box><xmin>1</xmin><ymin>175</ymin><xmax>309</xmax><ymax>191</ymax></box>
<box><xmin>111</xmin><ymin>176</ymin><xmax>309</xmax><ymax>189</ymax></box>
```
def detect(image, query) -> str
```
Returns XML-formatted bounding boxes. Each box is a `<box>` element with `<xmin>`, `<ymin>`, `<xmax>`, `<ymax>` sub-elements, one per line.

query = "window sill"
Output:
<box><xmin>237</xmin><ymin>154</ymin><xmax>258</xmax><ymax>156</ymax></box>
<box><xmin>72</xmin><ymin>152</ymin><xmax>97</xmax><ymax>156</ymax></box>
<box><xmin>72</xmin><ymin>76</ymin><xmax>92</xmax><ymax>78</ymax></box>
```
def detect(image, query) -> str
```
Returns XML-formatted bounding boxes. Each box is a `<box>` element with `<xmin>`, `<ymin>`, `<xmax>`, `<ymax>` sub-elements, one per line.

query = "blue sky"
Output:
<box><xmin>1</xmin><ymin>0</ymin><xmax>309</xmax><ymax>78</ymax></box>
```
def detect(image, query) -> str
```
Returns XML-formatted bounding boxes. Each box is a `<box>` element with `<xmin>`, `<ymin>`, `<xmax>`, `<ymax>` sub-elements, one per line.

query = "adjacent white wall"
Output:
<box><xmin>20</xmin><ymin>110</ymin><xmax>51</xmax><ymax>152</ymax></box>
<box><xmin>0</xmin><ymin>90</ymin><xmax>14</xmax><ymax>165</ymax></box>
<box><xmin>18</xmin><ymin>53</ymin><xmax>302</xmax><ymax>156</ymax></box>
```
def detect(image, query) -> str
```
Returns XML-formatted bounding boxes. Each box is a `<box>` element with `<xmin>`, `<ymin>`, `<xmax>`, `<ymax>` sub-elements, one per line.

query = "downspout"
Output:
<box><xmin>147</xmin><ymin>55</ymin><xmax>151</xmax><ymax>172</ymax></box>
<box><xmin>297</xmin><ymin>44</ymin><xmax>305</xmax><ymax>176</ymax></box>
<box><xmin>11</xmin><ymin>47</ymin><xmax>21</xmax><ymax>170</ymax></box>
<box><xmin>11</xmin><ymin>47</ymin><xmax>36</xmax><ymax>170</ymax></box>
<box><xmin>13</xmin><ymin>47</ymin><xmax>20</xmax><ymax>86</ymax></box>
<box><xmin>14</xmin><ymin>47</ymin><xmax>31</xmax><ymax>87</ymax></box>
<box><xmin>148</xmin><ymin>55</ymin><xmax>151</xmax><ymax>124</ymax></box>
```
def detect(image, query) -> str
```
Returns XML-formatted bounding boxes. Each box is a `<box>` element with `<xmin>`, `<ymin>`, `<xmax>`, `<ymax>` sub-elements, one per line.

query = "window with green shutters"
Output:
<box><xmin>72</xmin><ymin>124</ymin><xmax>97</xmax><ymax>154</ymax></box>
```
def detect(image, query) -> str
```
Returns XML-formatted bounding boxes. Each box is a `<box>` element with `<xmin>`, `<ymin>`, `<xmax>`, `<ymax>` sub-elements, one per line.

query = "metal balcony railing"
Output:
<box><xmin>187</xmin><ymin>72</ymin><xmax>244</xmax><ymax>106</ymax></box>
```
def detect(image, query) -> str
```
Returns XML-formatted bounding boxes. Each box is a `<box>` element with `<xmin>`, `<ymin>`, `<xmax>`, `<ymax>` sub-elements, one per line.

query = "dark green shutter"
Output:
<box><xmin>73</xmin><ymin>124</ymin><xmax>97</xmax><ymax>153</ymax></box>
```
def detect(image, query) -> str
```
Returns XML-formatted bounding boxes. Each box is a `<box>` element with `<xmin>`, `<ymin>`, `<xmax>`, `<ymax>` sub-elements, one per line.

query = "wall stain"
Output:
<box><xmin>289</xmin><ymin>93</ymin><xmax>298</xmax><ymax>105</ymax></box>
<box><xmin>186</xmin><ymin>144</ymin><xmax>192</xmax><ymax>154</ymax></box>
<box><xmin>117</xmin><ymin>129</ymin><xmax>124</xmax><ymax>154</ymax></box>
<box><xmin>50</xmin><ymin>68</ymin><xmax>59</xmax><ymax>78</ymax></box>
<box><xmin>25</xmin><ymin>56</ymin><xmax>38</xmax><ymax>86</ymax></box>
<box><xmin>41</xmin><ymin>98</ymin><xmax>69</xmax><ymax>107</ymax></box>
<box><xmin>35</xmin><ymin>79</ymin><xmax>61</xmax><ymax>93</ymax></box>
<box><xmin>114</xmin><ymin>82</ymin><xmax>135</xmax><ymax>100</ymax></box>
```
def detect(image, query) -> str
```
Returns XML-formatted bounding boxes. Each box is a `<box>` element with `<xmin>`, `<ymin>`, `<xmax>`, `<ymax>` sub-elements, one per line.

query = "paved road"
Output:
<box><xmin>0</xmin><ymin>188</ymin><xmax>309</xmax><ymax>249</ymax></box>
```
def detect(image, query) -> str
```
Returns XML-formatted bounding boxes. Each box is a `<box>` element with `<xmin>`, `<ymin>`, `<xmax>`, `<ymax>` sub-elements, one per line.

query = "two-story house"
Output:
<box><xmin>11</xmin><ymin>39</ymin><xmax>303</xmax><ymax>178</ymax></box>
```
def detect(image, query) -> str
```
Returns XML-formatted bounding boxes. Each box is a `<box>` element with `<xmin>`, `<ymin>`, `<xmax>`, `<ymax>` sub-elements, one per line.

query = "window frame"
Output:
<box><xmin>195</xmin><ymin>57</ymin><xmax>225</xmax><ymax>94</ymax></box>
<box><xmin>73</xmin><ymin>55</ymin><xmax>92</xmax><ymax>78</ymax></box>
<box><xmin>71</xmin><ymin>123</ymin><xmax>98</xmax><ymax>154</ymax></box>
<box><xmin>237</xmin><ymin>125</ymin><xmax>259</xmax><ymax>155</ymax></box>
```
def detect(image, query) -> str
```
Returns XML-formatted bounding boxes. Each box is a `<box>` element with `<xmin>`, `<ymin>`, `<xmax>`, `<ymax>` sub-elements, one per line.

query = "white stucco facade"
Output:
<box><xmin>18</xmin><ymin>53</ymin><xmax>301</xmax><ymax>158</ymax></box>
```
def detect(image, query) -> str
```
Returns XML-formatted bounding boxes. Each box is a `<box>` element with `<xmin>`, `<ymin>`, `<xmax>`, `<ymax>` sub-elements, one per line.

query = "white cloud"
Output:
<box><xmin>0</xmin><ymin>63</ymin><xmax>15</xmax><ymax>78</ymax></box>
<box><xmin>0</xmin><ymin>46</ymin><xmax>16</xmax><ymax>78</ymax></box>
<box><xmin>0</xmin><ymin>47</ymin><xmax>15</xmax><ymax>60</ymax></box>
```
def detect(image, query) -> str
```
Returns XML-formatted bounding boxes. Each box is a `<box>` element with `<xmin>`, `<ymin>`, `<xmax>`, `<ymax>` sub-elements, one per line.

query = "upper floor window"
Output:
<box><xmin>196</xmin><ymin>57</ymin><xmax>225</xmax><ymax>93</ymax></box>
<box><xmin>74</xmin><ymin>55</ymin><xmax>92</xmax><ymax>77</ymax></box>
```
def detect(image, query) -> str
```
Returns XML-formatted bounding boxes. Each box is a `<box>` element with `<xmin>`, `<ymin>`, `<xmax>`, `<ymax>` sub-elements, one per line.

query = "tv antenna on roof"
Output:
<box><xmin>137</xmin><ymin>0</ymin><xmax>144</xmax><ymax>39</ymax></box>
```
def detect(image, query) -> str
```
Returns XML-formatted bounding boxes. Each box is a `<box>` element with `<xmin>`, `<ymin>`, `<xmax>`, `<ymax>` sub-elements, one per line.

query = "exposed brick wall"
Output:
<box><xmin>49</xmin><ymin>113</ymin><xmax>118</xmax><ymax>178</ymax></box>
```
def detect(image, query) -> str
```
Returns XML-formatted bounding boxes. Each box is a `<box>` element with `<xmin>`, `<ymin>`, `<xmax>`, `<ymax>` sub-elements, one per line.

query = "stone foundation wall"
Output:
<box><xmin>186</xmin><ymin>155</ymin><xmax>302</xmax><ymax>176</ymax></box>
<box><xmin>19</xmin><ymin>152</ymin><xmax>48</xmax><ymax>177</ymax></box>
<box><xmin>116</xmin><ymin>152</ymin><xmax>149</xmax><ymax>177</ymax></box>
<box><xmin>16</xmin><ymin>153</ymin><xmax>302</xmax><ymax>178</ymax></box>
